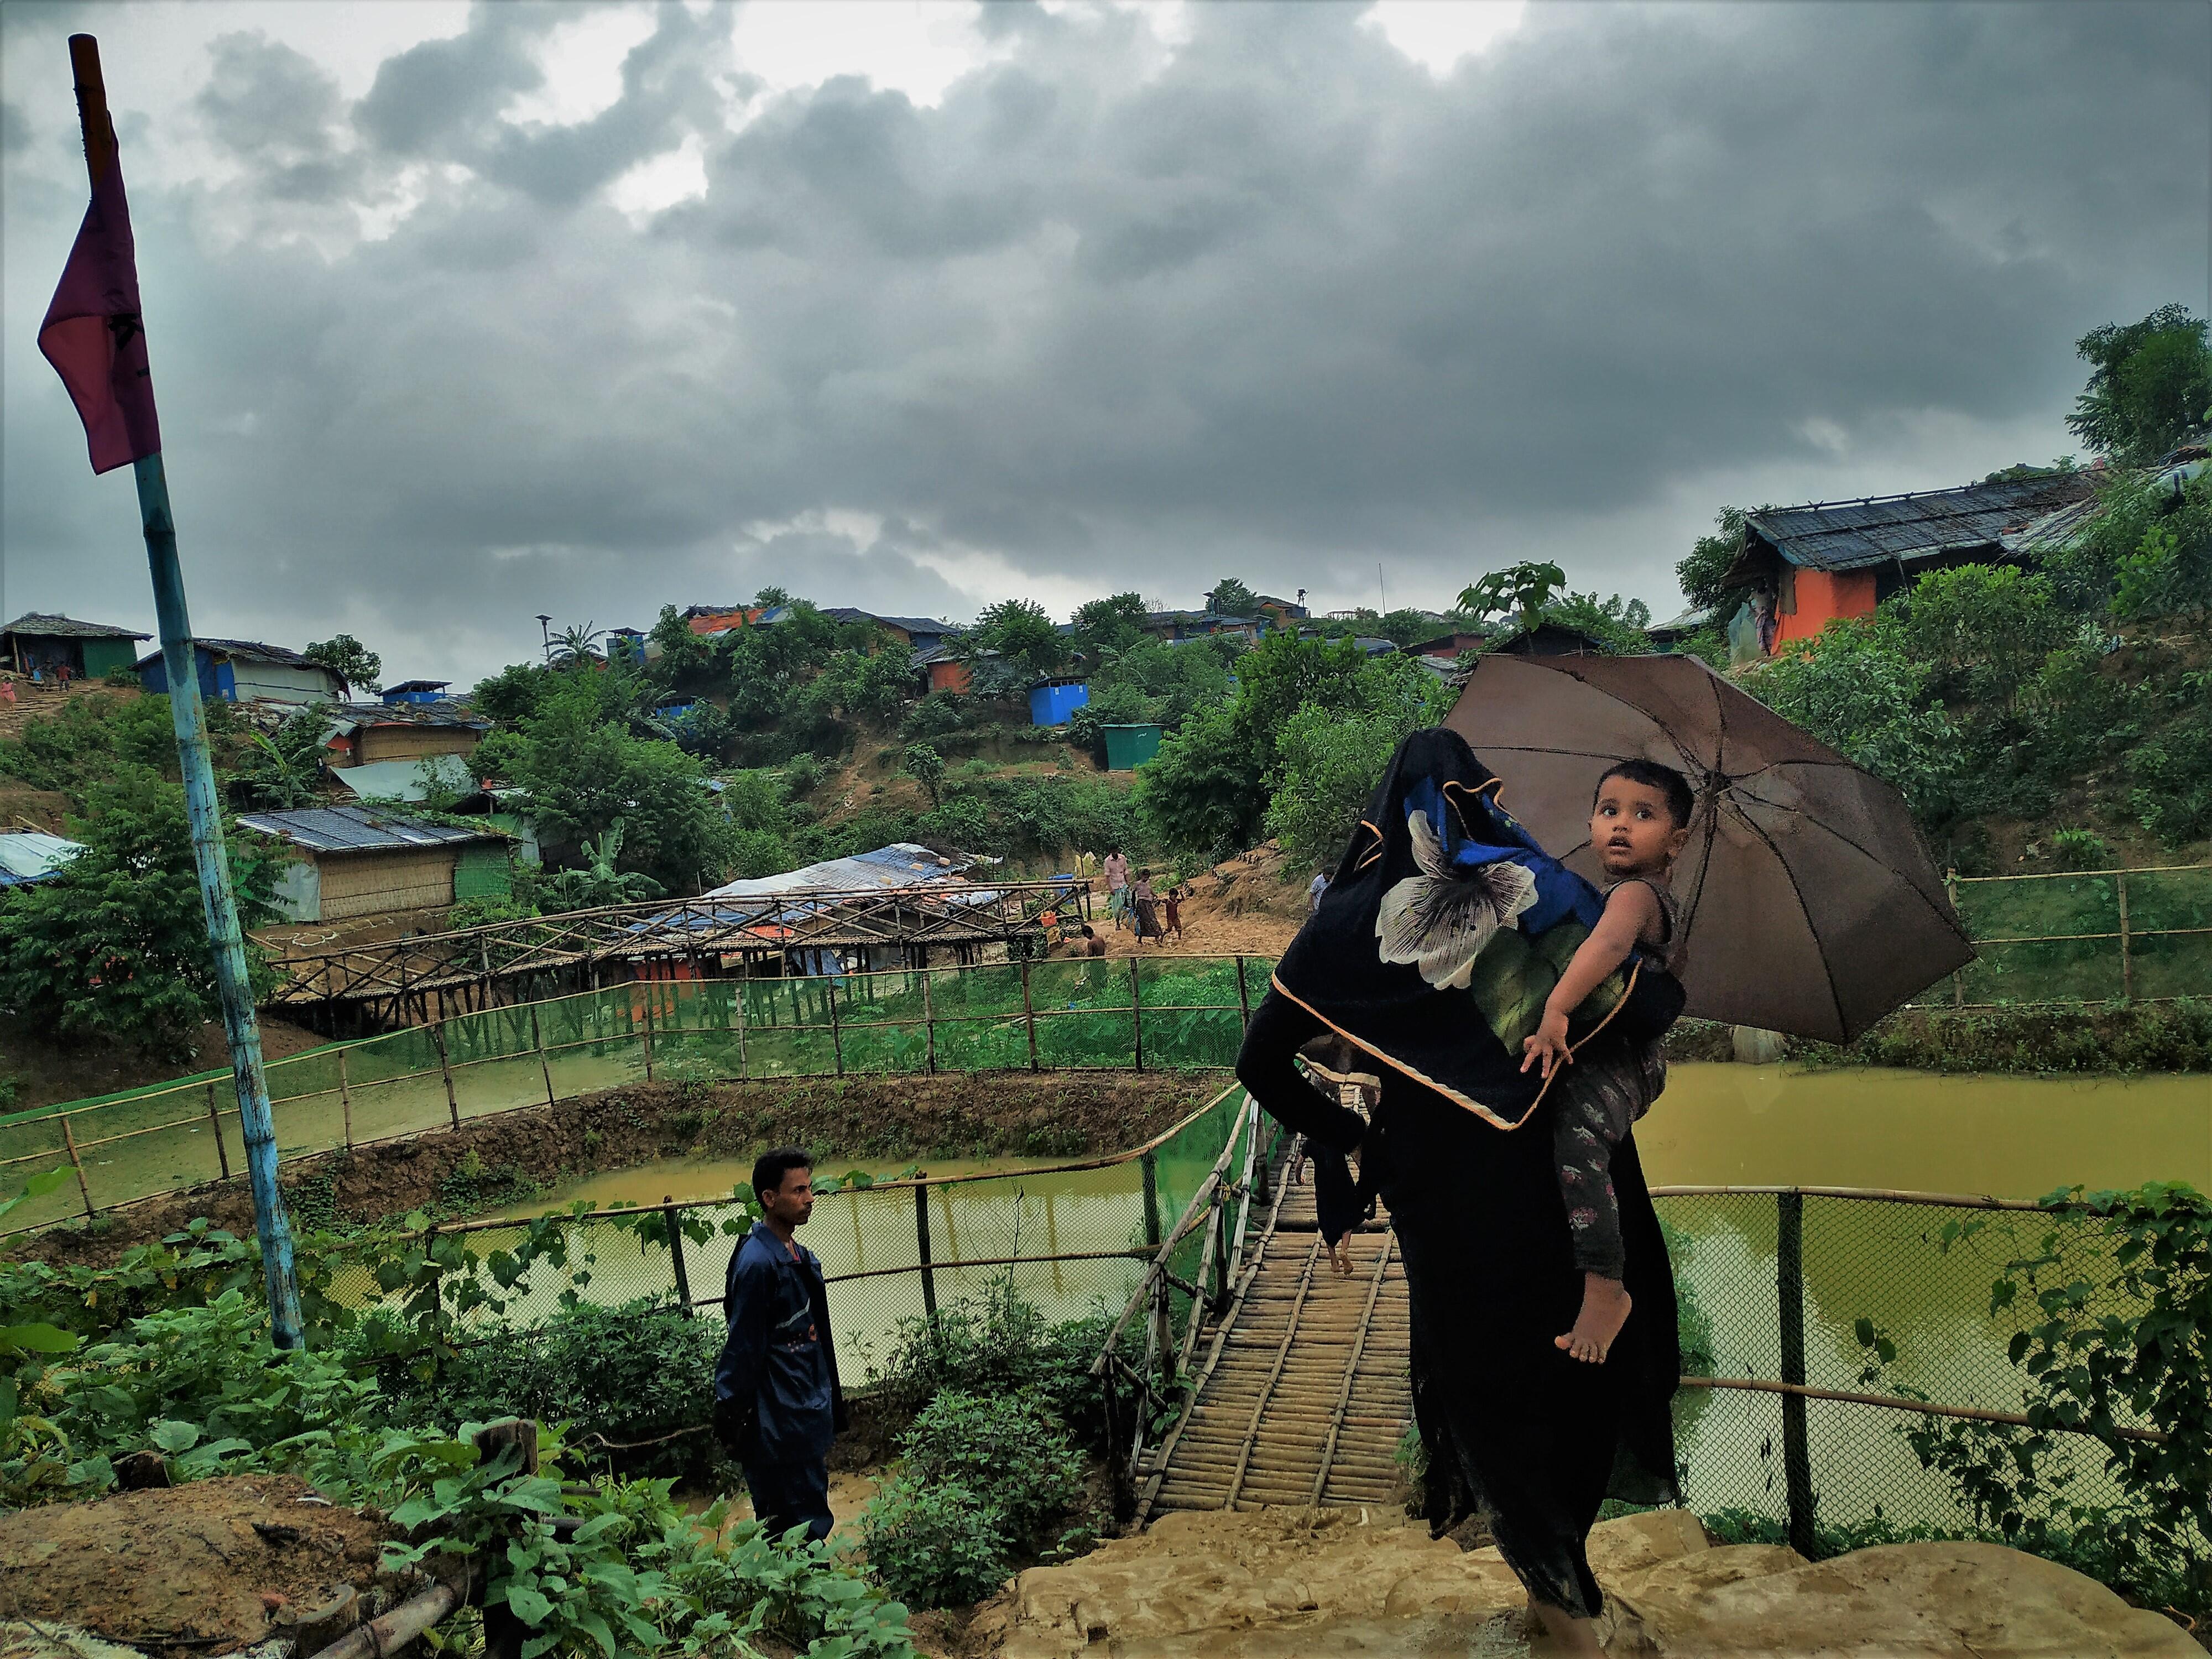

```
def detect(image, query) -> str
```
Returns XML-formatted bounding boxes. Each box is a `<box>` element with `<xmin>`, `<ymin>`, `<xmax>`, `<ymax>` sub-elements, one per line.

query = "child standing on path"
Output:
<box><xmin>1520</xmin><ymin>759</ymin><xmax>1694</xmax><ymax>1367</ymax></box>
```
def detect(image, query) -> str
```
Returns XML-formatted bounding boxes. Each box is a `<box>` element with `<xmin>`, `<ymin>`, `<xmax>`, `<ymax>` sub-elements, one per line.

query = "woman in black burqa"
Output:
<box><xmin>1235</xmin><ymin>728</ymin><xmax>1682</xmax><ymax>1653</ymax></box>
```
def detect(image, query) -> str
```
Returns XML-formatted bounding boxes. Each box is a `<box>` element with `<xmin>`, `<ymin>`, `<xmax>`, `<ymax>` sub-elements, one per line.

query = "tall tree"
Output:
<box><xmin>303</xmin><ymin>633</ymin><xmax>382</xmax><ymax>695</ymax></box>
<box><xmin>2067</xmin><ymin>305</ymin><xmax>2212</xmax><ymax>466</ymax></box>
<box><xmin>1204</xmin><ymin>577</ymin><xmax>1261</xmax><ymax>617</ymax></box>
<box><xmin>966</xmin><ymin>598</ymin><xmax>1068</xmax><ymax>680</ymax></box>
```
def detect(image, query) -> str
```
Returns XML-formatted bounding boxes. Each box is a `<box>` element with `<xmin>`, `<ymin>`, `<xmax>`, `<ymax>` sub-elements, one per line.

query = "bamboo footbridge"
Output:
<box><xmin>1095</xmin><ymin>1097</ymin><xmax>1415</xmax><ymax>1526</ymax></box>
<box><xmin>1140</xmin><ymin>1177</ymin><xmax>1408</xmax><ymax>1519</ymax></box>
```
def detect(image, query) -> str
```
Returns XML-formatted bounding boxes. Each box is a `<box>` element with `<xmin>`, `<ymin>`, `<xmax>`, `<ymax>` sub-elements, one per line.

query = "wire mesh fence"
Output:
<box><xmin>320</xmin><ymin>1082</ymin><xmax>1253</xmax><ymax>1393</ymax></box>
<box><xmin>0</xmin><ymin>955</ymin><xmax>1274</xmax><ymax>1237</ymax></box>
<box><xmin>1653</xmin><ymin>1186</ymin><xmax>2163</xmax><ymax>1549</ymax></box>
<box><xmin>1914</xmin><ymin>863</ymin><xmax>2212</xmax><ymax>1008</ymax></box>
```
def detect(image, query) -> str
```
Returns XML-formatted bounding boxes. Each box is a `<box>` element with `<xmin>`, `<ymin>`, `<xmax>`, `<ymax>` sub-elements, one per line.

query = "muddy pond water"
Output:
<box><xmin>445</xmin><ymin>1063</ymin><xmax>2205</xmax><ymax>1528</ymax></box>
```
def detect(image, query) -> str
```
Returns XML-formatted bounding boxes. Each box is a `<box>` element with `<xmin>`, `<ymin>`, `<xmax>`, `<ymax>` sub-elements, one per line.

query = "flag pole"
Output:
<box><xmin>67</xmin><ymin>34</ymin><xmax>304</xmax><ymax>1349</ymax></box>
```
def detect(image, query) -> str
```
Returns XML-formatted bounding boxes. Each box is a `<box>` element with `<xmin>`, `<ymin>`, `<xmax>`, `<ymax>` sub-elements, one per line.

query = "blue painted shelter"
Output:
<box><xmin>379</xmin><ymin>680</ymin><xmax>451</xmax><ymax>705</ymax></box>
<box><xmin>1027</xmin><ymin>679</ymin><xmax>1090</xmax><ymax>727</ymax></box>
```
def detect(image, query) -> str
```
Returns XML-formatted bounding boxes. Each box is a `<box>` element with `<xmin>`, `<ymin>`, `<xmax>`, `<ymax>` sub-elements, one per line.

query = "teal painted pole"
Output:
<box><xmin>135</xmin><ymin>452</ymin><xmax>304</xmax><ymax>1349</ymax></box>
<box><xmin>65</xmin><ymin>34</ymin><xmax>299</xmax><ymax>1348</ymax></box>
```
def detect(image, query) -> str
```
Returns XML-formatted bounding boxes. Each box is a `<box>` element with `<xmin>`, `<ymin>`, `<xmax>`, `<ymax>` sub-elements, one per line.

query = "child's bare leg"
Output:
<box><xmin>1556</xmin><ymin>1272</ymin><xmax>1632</xmax><ymax>1364</ymax></box>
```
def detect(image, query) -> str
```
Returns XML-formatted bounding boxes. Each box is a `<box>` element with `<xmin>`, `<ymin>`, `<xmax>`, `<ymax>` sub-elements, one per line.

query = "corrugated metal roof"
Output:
<box><xmin>324</xmin><ymin>700</ymin><xmax>488</xmax><ymax>737</ymax></box>
<box><xmin>329</xmin><ymin>755</ymin><xmax>479</xmax><ymax>804</ymax></box>
<box><xmin>703</xmin><ymin>842</ymin><xmax>979</xmax><ymax>900</ymax></box>
<box><xmin>2</xmin><ymin>612</ymin><xmax>149</xmax><ymax>641</ymax></box>
<box><xmin>133</xmin><ymin>637</ymin><xmax>330</xmax><ymax>671</ymax></box>
<box><xmin>236</xmin><ymin>804</ymin><xmax>496</xmax><ymax>854</ymax></box>
<box><xmin>0</xmin><ymin>829</ymin><xmax>84</xmax><ymax>884</ymax></box>
<box><xmin>1743</xmin><ymin>473</ymin><xmax>2097</xmax><ymax>573</ymax></box>
<box><xmin>818</xmin><ymin>608</ymin><xmax>957</xmax><ymax>636</ymax></box>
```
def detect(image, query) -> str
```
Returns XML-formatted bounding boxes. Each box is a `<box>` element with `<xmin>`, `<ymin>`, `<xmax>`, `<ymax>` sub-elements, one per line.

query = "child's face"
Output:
<box><xmin>1590</xmin><ymin>778</ymin><xmax>1691</xmax><ymax>878</ymax></box>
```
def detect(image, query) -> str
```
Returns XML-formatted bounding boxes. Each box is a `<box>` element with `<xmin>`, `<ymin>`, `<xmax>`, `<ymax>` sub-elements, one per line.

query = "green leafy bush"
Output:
<box><xmin>397</xmin><ymin>1301</ymin><xmax>722</xmax><ymax>1480</ymax></box>
<box><xmin>2125</xmin><ymin>671</ymin><xmax>2212</xmax><ymax>846</ymax></box>
<box><xmin>859</xmin><ymin>1476</ymin><xmax>1011</xmax><ymax>1609</ymax></box>
<box><xmin>898</xmin><ymin>1389</ymin><xmax>1085</xmax><ymax>1547</ymax></box>
<box><xmin>863</xmin><ymin>1275</ymin><xmax>1108</xmax><ymax>1438</ymax></box>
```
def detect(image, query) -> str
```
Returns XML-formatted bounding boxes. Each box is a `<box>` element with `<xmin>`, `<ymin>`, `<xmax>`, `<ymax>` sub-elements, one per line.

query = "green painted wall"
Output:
<box><xmin>453</xmin><ymin>842</ymin><xmax>514</xmax><ymax>901</ymax></box>
<box><xmin>80</xmin><ymin>638</ymin><xmax>140</xmax><ymax>677</ymax></box>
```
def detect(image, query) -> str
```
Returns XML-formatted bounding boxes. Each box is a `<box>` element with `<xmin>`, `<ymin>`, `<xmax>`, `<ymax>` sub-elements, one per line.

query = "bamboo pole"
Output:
<box><xmin>1946</xmin><ymin>870</ymin><xmax>1964</xmax><ymax>1009</ymax></box>
<box><xmin>1676</xmin><ymin>1376</ymin><xmax>2167</xmax><ymax>1446</ymax></box>
<box><xmin>922</xmin><ymin>967</ymin><xmax>936</xmax><ymax>1076</ymax></box>
<box><xmin>337</xmin><ymin>1050</ymin><xmax>353</xmax><ymax>1151</ymax></box>
<box><xmin>641</xmin><ymin>982</ymin><xmax>657</xmax><ymax>1081</ymax></box>
<box><xmin>530</xmin><ymin>1004</ymin><xmax>556</xmax><ymax>1108</ymax></box>
<box><xmin>1777</xmin><ymin>1191</ymin><xmax>1815</xmax><ymax>1557</ymax></box>
<box><xmin>431</xmin><ymin>1019</ymin><xmax>461</xmax><ymax>1129</ymax></box>
<box><xmin>2116</xmin><ymin>870</ymin><xmax>2132</xmax><ymax>1002</ymax></box>
<box><xmin>663</xmin><ymin>1197</ymin><xmax>693</xmax><ymax>1311</ymax></box>
<box><xmin>60</xmin><ymin>1114</ymin><xmax>95</xmax><ymax>1219</ymax></box>
<box><xmin>204</xmin><ymin>1083</ymin><xmax>230</xmax><ymax>1180</ymax></box>
<box><xmin>827</xmin><ymin>976</ymin><xmax>845</xmax><ymax>1076</ymax></box>
<box><xmin>1129</xmin><ymin>958</ymin><xmax>1144</xmax><ymax>1071</ymax></box>
<box><xmin>65</xmin><ymin>33</ymin><xmax>301</xmax><ymax>1345</ymax></box>
<box><xmin>1021</xmin><ymin>958</ymin><xmax>1041</xmax><ymax>1072</ymax></box>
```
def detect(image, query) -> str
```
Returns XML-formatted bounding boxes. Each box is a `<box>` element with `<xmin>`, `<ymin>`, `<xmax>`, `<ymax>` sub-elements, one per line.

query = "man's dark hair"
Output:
<box><xmin>1594</xmin><ymin>759</ymin><xmax>1695</xmax><ymax>829</ymax></box>
<box><xmin>752</xmin><ymin>1147</ymin><xmax>814</xmax><ymax>1199</ymax></box>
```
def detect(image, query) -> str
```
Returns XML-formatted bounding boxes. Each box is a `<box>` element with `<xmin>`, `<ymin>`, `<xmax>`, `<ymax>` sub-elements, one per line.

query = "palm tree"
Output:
<box><xmin>551</xmin><ymin>622</ymin><xmax>605</xmax><ymax>669</ymax></box>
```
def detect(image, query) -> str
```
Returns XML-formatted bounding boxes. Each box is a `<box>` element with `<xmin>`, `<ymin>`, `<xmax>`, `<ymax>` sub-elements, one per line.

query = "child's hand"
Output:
<box><xmin>1520</xmin><ymin>1010</ymin><xmax>1572</xmax><ymax>1079</ymax></box>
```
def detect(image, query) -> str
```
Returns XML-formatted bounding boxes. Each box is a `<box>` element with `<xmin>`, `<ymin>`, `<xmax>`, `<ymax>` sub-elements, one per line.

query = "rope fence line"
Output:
<box><xmin>1924</xmin><ymin>860</ymin><xmax>2211</xmax><ymax>1009</ymax></box>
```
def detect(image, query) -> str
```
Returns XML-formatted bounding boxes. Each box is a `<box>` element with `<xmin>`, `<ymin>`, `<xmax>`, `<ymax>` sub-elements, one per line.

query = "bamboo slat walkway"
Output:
<box><xmin>1136</xmin><ymin>1146</ymin><xmax>1411</xmax><ymax>1522</ymax></box>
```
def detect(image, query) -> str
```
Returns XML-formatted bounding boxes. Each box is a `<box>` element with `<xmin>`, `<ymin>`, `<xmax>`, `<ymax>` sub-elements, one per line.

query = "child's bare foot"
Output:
<box><xmin>1527</xmin><ymin>1595</ymin><xmax>1606</xmax><ymax>1653</ymax></box>
<box><xmin>1556</xmin><ymin>1272</ymin><xmax>1632</xmax><ymax>1364</ymax></box>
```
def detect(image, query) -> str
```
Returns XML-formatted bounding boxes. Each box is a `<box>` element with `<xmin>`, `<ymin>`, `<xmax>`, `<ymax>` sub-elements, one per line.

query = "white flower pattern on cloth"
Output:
<box><xmin>1375</xmin><ymin>808</ymin><xmax>1538</xmax><ymax>990</ymax></box>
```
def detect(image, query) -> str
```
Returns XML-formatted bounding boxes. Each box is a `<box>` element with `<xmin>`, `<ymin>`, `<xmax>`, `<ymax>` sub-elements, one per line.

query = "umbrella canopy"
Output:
<box><xmin>1443</xmin><ymin>653</ymin><xmax>1970</xmax><ymax>1042</ymax></box>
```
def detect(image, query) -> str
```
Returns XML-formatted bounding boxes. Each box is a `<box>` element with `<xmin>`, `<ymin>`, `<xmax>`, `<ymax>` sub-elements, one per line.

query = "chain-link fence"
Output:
<box><xmin>0</xmin><ymin>955</ymin><xmax>1274</xmax><ymax>1237</ymax></box>
<box><xmin>1914</xmin><ymin>862</ymin><xmax>2212</xmax><ymax>1008</ymax></box>
<box><xmin>1653</xmin><ymin>1185</ymin><xmax>2164</xmax><ymax>1550</ymax></box>
<box><xmin>320</xmin><ymin>1082</ymin><xmax>1254</xmax><ymax>1392</ymax></box>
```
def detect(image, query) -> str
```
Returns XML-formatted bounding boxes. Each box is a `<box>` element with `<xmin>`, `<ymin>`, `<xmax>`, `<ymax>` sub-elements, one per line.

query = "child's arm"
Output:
<box><xmin>1520</xmin><ymin>881</ymin><xmax>1662</xmax><ymax>1080</ymax></box>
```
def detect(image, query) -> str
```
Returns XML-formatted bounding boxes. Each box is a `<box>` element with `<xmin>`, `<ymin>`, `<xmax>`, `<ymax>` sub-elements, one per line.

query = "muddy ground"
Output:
<box><xmin>12</xmin><ymin>1071</ymin><xmax>1222</xmax><ymax>1266</ymax></box>
<box><xmin>0</xmin><ymin>1473</ymin><xmax>403</xmax><ymax>1656</ymax></box>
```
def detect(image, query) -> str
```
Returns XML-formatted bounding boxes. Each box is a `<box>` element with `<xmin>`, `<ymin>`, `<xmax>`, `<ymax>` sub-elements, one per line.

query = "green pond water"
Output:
<box><xmin>431</xmin><ymin>1063</ymin><xmax>2209</xmax><ymax>1527</ymax></box>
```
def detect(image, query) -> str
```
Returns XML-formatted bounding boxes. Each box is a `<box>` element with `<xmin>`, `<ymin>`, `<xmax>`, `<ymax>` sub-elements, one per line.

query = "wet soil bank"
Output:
<box><xmin>11</xmin><ymin>1071</ymin><xmax>1222</xmax><ymax>1268</ymax></box>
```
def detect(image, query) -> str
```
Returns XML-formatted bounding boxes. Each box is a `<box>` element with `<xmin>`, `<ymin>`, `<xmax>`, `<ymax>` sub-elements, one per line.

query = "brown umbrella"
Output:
<box><xmin>1443</xmin><ymin>651</ymin><xmax>1970</xmax><ymax>1042</ymax></box>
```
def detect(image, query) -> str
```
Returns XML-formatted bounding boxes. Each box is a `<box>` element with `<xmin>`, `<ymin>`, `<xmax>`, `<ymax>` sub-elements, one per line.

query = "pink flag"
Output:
<box><xmin>39</xmin><ymin>152</ymin><xmax>160</xmax><ymax>474</ymax></box>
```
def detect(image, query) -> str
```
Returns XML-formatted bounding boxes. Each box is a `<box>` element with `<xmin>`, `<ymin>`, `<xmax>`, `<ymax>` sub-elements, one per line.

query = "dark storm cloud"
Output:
<box><xmin>197</xmin><ymin>33</ymin><xmax>361</xmax><ymax>202</ymax></box>
<box><xmin>3</xmin><ymin>0</ymin><xmax>2205</xmax><ymax>679</ymax></box>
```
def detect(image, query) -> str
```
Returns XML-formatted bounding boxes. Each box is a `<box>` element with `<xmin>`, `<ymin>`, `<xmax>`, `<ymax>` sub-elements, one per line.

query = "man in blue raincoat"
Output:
<box><xmin>713</xmin><ymin>1147</ymin><xmax>847</xmax><ymax>1541</ymax></box>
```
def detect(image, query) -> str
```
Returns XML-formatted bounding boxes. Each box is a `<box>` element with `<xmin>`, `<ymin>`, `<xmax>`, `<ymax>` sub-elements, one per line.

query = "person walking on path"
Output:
<box><xmin>1102</xmin><ymin>848</ymin><xmax>1130</xmax><ymax>931</ymax></box>
<box><xmin>713</xmin><ymin>1148</ymin><xmax>847</xmax><ymax>1541</ymax></box>
<box><xmin>1239</xmin><ymin>730</ymin><xmax>1686</xmax><ymax>1656</ymax></box>
<box><xmin>1130</xmin><ymin>868</ymin><xmax>1163</xmax><ymax>944</ymax></box>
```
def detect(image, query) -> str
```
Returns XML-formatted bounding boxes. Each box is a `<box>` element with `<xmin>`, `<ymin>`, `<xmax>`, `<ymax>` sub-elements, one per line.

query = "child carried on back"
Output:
<box><xmin>1518</xmin><ymin>759</ymin><xmax>1694</xmax><ymax>1367</ymax></box>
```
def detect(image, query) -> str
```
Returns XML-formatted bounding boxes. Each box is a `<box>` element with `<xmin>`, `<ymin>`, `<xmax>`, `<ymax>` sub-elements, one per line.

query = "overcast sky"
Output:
<box><xmin>4</xmin><ymin>1</ymin><xmax>2206</xmax><ymax>685</ymax></box>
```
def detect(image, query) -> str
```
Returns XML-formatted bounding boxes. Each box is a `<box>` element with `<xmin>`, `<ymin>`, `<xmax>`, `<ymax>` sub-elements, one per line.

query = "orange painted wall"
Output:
<box><xmin>1773</xmin><ymin>568</ymin><xmax>1878</xmax><ymax>646</ymax></box>
<box><xmin>928</xmin><ymin>660</ymin><xmax>973</xmax><ymax>694</ymax></box>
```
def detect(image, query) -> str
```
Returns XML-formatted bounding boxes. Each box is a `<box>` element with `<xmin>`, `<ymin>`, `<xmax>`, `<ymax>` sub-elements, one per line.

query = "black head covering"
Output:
<box><xmin>1271</xmin><ymin>727</ymin><xmax>1683</xmax><ymax>1129</ymax></box>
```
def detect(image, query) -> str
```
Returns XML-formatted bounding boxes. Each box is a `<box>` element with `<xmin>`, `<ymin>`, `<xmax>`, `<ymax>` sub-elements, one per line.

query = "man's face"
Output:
<box><xmin>761</xmin><ymin>1167</ymin><xmax>815</xmax><ymax>1228</ymax></box>
<box><xmin>1590</xmin><ymin>778</ymin><xmax>1690</xmax><ymax>877</ymax></box>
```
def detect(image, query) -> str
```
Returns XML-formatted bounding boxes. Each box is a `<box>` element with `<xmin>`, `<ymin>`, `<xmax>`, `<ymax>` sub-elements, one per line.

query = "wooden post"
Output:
<box><xmin>530</xmin><ymin>1003</ymin><xmax>556</xmax><ymax>1108</ymax></box>
<box><xmin>471</xmin><ymin>1419</ymin><xmax>539</xmax><ymax>1659</ymax></box>
<box><xmin>922</xmin><ymin>967</ymin><xmax>937</xmax><ymax>1076</ymax></box>
<box><xmin>337</xmin><ymin>1049</ymin><xmax>353</xmax><ymax>1151</ymax></box>
<box><xmin>1129</xmin><ymin>958</ymin><xmax>1144</xmax><ymax>1072</ymax></box>
<box><xmin>1141</xmin><ymin>1150</ymin><xmax>1162</xmax><ymax>1251</ymax></box>
<box><xmin>641</xmin><ymin>983</ymin><xmax>657</xmax><ymax>1081</ymax></box>
<box><xmin>734</xmin><ymin>972</ymin><xmax>749</xmax><ymax>1081</ymax></box>
<box><xmin>1776</xmin><ymin>1190</ymin><xmax>1817</xmax><ymax>1557</ymax></box>
<box><xmin>431</xmin><ymin>1020</ymin><xmax>461</xmax><ymax>1129</ymax></box>
<box><xmin>2116</xmin><ymin>870</ymin><xmax>2133</xmax><ymax>1003</ymax></box>
<box><xmin>914</xmin><ymin>1181</ymin><xmax>939</xmax><ymax>1324</ymax></box>
<box><xmin>1021</xmin><ymin>958</ymin><xmax>1041</xmax><ymax>1072</ymax></box>
<box><xmin>60</xmin><ymin>1114</ymin><xmax>95</xmax><ymax>1220</ymax></box>
<box><xmin>1946</xmin><ymin>871</ymin><xmax>1964</xmax><ymax>1008</ymax></box>
<box><xmin>204</xmin><ymin>1082</ymin><xmax>231</xmax><ymax>1180</ymax></box>
<box><xmin>827</xmin><ymin>977</ymin><xmax>845</xmax><ymax>1076</ymax></box>
<box><xmin>663</xmin><ymin>1197</ymin><xmax>693</xmax><ymax>1311</ymax></box>
<box><xmin>1235</xmin><ymin>954</ymin><xmax>1251</xmax><ymax>1027</ymax></box>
